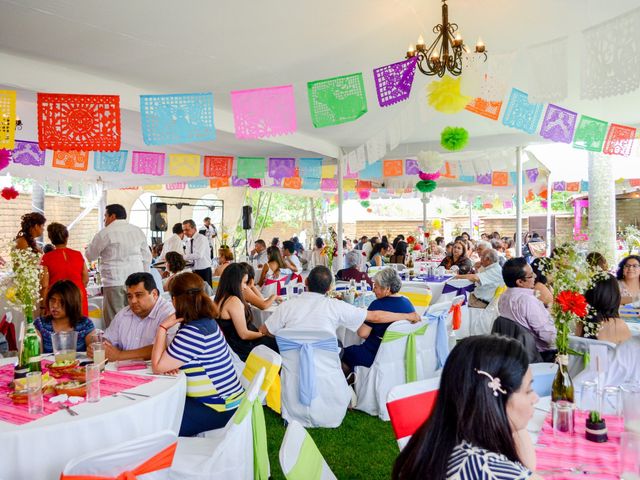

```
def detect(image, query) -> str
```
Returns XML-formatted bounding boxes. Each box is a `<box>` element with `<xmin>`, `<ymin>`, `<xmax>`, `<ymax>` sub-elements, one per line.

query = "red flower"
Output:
<box><xmin>413</xmin><ymin>244</ymin><xmax>422</xmax><ymax>251</ymax></box>
<box><xmin>556</xmin><ymin>290</ymin><xmax>588</xmax><ymax>318</ymax></box>
<box><xmin>1</xmin><ymin>186</ymin><xmax>19</xmax><ymax>200</ymax></box>
<box><xmin>424</xmin><ymin>232</ymin><xmax>430</xmax><ymax>238</ymax></box>
<box><xmin>406</xmin><ymin>235</ymin><xmax>416</xmax><ymax>244</ymax></box>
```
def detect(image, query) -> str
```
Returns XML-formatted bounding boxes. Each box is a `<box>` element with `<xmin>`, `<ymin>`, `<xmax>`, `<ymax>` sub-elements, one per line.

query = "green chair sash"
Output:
<box><xmin>233</xmin><ymin>394</ymin><xmax>269</xmax><ymax>480</ymax></box>
<box><xmin>381</xmin><ymin>324</ymin><xmax>429</xmax><ymax>383</ymax></box>
<box><xmin>285</xmin><ymin>431</ymin><xmax>324</xmax><ymax>480</ymax></box>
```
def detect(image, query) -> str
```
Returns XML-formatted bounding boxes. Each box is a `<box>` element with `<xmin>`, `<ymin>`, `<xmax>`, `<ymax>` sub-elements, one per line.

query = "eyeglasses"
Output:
<box><xmin>522</xmin><ymin>274</ymin><xmax>536</xmax><ymax>280</ymax></box>
<box><xmin>624</xmin><ymin>264</ymin><xmax>640</xmax><ymax>269</ymax></box>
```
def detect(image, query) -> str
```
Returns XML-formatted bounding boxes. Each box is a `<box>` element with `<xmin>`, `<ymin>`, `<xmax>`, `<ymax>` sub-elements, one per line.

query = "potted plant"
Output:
<box><xmin>585</xmin><ymin>411</ymin><xmax>608</xmax><ymax>443</ymax></box>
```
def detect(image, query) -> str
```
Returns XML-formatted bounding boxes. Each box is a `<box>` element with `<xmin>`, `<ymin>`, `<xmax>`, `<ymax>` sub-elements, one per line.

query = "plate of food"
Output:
<box><xmin>54</xmin><ymin>381</ymin><xmax>86</xmax><ymax>397</ymax></box>
<box><xmin>8</xmin><ymin>390</ymin><xmax>29</xmax><ymax>404</ymax></box>
<box><xmin>48</xmin><ymin>360</ymin><xmax>80</xmax><ymax>378</ymax></box>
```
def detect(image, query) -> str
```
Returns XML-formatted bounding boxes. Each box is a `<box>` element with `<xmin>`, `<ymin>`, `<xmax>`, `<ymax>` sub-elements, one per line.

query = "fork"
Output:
<box><xmin>112</xmin><ymin>393</ymin><xmax>137</xmax><ymax>401</ymax></box>
<box><xmin>59</xmin><ymin>404</ymin><xmax>79</xmax><ymax>416</ymax></box>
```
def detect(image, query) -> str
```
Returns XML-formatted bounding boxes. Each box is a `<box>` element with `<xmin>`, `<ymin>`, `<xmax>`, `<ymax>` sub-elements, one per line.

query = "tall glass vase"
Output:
<box><xmin>19</xmin><ymin>312</ymin><xmax>42</xmax><ymax>373</ymax></box>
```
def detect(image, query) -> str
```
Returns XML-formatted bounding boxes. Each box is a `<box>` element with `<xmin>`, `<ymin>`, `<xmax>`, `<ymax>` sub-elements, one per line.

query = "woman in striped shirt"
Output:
<box><xmin>151</xmin><ymin>272</ymin><xmax>245</xmax><ymax>436</ymax></box>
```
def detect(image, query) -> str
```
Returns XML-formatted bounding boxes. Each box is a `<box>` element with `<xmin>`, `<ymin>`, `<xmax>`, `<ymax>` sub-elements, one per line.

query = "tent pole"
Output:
<box><xmin>422</xmin><ymin>192</ymin><xmax>428</xmax><ymax>232</ymax></box>
<box><xmin>336</xmin><ymin>153</ymin><xmax>344</xmax><ymax>271</ymax></box>
<box><xmin>32</xmin><ymin>182</ymin><xmax>45</xmax><ymax>246</ymax></box>
<box><xmin>468</xmin><ymin>201</ymin><xmax>473</xmax><ymax>238</ymax></box>
<box><xmin>545</xmin><ymin>172</ymin><xmax>552</xmax><ymax>255</ymax></box>
<box><xmin>515</xmin><ymin>146</ymin><xmax>524</xmax><ymax>257</ymax></box>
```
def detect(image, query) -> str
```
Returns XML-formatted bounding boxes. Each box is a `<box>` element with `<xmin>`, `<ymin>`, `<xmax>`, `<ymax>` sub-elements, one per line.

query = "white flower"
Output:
<box><xmin>417</xmin><ymin>151</ymin><xmax>444</xmax><ymax>174</ymax></box>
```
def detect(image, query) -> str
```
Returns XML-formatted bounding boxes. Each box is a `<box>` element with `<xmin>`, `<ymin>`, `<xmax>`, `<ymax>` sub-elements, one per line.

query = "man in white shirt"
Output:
<box><xmin>455</xmin><ymin>249</ymin><xmax>505</xmax><ymax>308</ymax></box>
<box><xmin>159</xmin><ymin>223</ymin><xmax>185</xmax><ymax>261</ymax></box>
<box><xmin>88</xmin><ymin>272</ymin><xmax>175</xmax><ymax>361</ymax></box>
<box><xmin>200</xmin><ymin>216</ymin><xmax>218</xmax><ymax>258</ymax></box>
<box><xmin>260</xmin><ymin>266</ymin><xmax>419</xmax><ymax>338</ymax></box>
<box><xmin>249</xmin><ymin>239</ymin><xmax>268</xmax><ymax>267</ymax></box>
<box><xmin>182</xmin><ymin>219</ymin><xmax>212</xmax><ymax>285</ymax></box>
<box><xmin>282</xmin><ymin>240</ymin><xmax>302</xmax><ymax>273</ymax></box>
<box><xmin>86</xmin><ymin>204</ymin><xmax>152</xmax><ymax>327</ymax></box>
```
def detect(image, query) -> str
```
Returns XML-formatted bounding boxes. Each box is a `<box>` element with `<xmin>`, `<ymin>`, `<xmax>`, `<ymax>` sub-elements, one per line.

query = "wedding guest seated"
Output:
<box><xmin>498</xmin><ymin>258</ymin><xmax>557</xmax><ymax>362</ymax></box>
<box><xmin>368</xmin><ymin>242</ymin><xmax>390</xmax><ymax>267</ymax></box>
<box><xmin>530</xmin><ymin>258</ymin><xmax>553</xmax><ymax>308</ymax></box>
<box><xmin>389</xmin><ymin>241</ymin><xmax>408</xmax><ymax>265</ymax></box>
<box><xmin>471</xmin><ymin>240</ymin><xmax>491</xmax><ymax>270</ymax></box>
<box><xmin>576</xmin><ymin>274</ymin><xmax>631</xmax><ymax>345</ymax></box>
<box><xmin>248</xmin><ymin>239</ymin><xmax>268</xmax><ymax>267</ymax></box>
<box><xmin>586</xmin><ymin>251</ymin><xmax>608</xmax><ymax>272</ymax></box>
<box><xmin>393</xmin><ymin>335</ymin><xmax>540</xmax><ymax>479</ymax></box>
<box><xmin>163</xmin><ymin>251</ymin><xmax>191</xmax><ymax>291</ymax></box>
<box><xmin>455</xmin><ymin>249</ymin><xmax>504</xmax><ymax>309</ymax></box>
<box><xmin>309</xmin><ymin>237</ymin><xmax>329</xmax><ymax>268</ymax></box>
<box><xmin>151</xmin><ymin>272</ymin><xmax>245</xmax><ymax>436</ymax></box>
<box><xmin>282</xmin><ymin>240</ymin><xmax>302</xmax><ymax>273</ymax></box>
<box><xmin>34</xmin><ymin>280</ymin><xmax>95</xmax><ymax>353</ymax></box>
<box><xmin>91</xmin><ymin>272</ymin><xmax>175</xmax><ymax>361</ymax></box>
<box><xmin>213</xmin><ymin>246</ymin><xmax>234</xmax><ymax>277</ymax></box>
<box><xmin>258</xmin><ymin>246</ymin><xmax>291</xmax><ymax>287</ymax></box>
<box><xmin>616</xmin><ymin>255</ymin><xmax>640</xmax><ymax>305</ymax></box>
<box><xmin>336</xmin><ymin>250</ymin><xmax>373</xmax><ymax>287</ymax></box>
<box><xmin>593</xmin><ymin>336</ymin><xmax>640</xmax><ymax>387</ymax></box>
<box><xmin>260</xmin><ymin>266</ymin><xmax>420</xmax><ymax>339</ymax></box>
<box><xmin>491</xmin><ymin>238</ymin><xmax>507</xmax><ymax>266</ymax></box>
<box><xmin>439</xmin><ymin>240</ymin><xmax>474</xmax><ymax>274</ymax></box>
<box><xmin>342</xmin><ymin>268</ymin><xmax>415</xmax><ymax>374</ymax></box>
<box><xmin>238</xmin><ymin>262</ymin><xmax>281</xmax><ymax>310</ymax></box>
<box><xmin>213</xmin><ymin>263</ymin><xmax>278</xmax><ymax>361</ymax></box>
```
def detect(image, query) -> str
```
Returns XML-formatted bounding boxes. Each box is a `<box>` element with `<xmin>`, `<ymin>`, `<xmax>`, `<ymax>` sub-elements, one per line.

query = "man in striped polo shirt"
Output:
<box><xmin>90</xmin><ymin>272</ymin><xmax>175</xmax><ymax>361</ymax></box>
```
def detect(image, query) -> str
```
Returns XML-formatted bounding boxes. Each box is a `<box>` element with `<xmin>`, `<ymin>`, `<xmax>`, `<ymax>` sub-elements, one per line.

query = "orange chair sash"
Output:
<box><xmin>449</xmin><ymin>304</ymin><xmax>462</xmax><ymax>331</ymax></box>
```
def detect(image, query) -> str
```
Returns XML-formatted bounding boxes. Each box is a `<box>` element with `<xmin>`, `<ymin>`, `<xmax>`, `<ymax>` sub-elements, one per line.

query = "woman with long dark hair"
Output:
<box><xmin>257</xmin><ymin>246</ymin><xmax>288</xmax><ymax>287</ymax></box>
<box><xmin>15</xmin><ymin>212</ymin><xmax>46</xmax><ymax>253</ymax></box>
<box><xmin>577</xmin><ymin>274</ymin><xmax>631</xmax><ymax>344</ymax></box>
<box><xmin>439</xmin><ymin>240</ymin><xmax>474</xmax><ymax>274</ymax></box>
<box><xmin>151</xmin><ymin>272</ymin><xmax>245</xmax><ymax>436</ymax></box>
<box><xmin>238</xmin><ymin>262</ymin><xmax>280</xmax><ymax>310</ymax></box>
<box><xmin>34</xmin><ymin>280</ymin><xmax>95</xmax><ymax>353</ymax></box>
<box><xmin>368</xmin><ymin>242</ymin><xmax>390</xmax><ymax>267</ymax></box>
<box><xmin>389</xmin><ymin>241</ymin><xmax>408</xmax><ymax>265</ymax></box>
<box><xmin>393</xmin><ymin>335</ymin><xmax>540</xmax><ymax>480</ymax></box>
<box><xmin>213</xmin><ymin>263</ymin><xmax>278</xmax><ymax>361</ymax></box>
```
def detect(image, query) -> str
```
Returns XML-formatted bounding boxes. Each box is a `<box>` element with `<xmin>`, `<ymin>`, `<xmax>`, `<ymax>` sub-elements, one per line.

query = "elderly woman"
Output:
<box><xmin>341</xmin><ymin>267</ymin><xmax>415</xmax><ymax>374</ymax></box>
<box><xmin>335</xmin><ymin>250</ymin><xmax>373</xmax><ymax>286</ymax></box>
<box><xmin>617</xmin><ymin>255</ymin><xmax>640</xmax><ymax>305</ymax></box>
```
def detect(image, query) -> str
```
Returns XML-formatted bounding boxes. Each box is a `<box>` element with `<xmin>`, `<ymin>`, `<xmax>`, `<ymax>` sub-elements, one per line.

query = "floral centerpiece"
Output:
<box><xmin>542</xmin><ymin>245</ymin><xmax>599</xmax><ymax>402</ymax></box>
<box><xmin>1</xmin><ymin>246</ymin><xmax>42</xmax><ymax>316</ymax></box>
<box><xmin>325</xmin><ymin>227</ymin><xmax>337</xmax><ymax>269</ymax></box>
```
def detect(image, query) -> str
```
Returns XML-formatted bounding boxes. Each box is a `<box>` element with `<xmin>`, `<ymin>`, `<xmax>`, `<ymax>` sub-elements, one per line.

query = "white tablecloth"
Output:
<box><xmin>0</xmin><ymin>359</ymin><xmax>186</xmax><ymax>480</ymax></box>
<box><xmin>527</xmin><ymin>396</ymin><xmax>551</xmax><ymax>444</ymax></box>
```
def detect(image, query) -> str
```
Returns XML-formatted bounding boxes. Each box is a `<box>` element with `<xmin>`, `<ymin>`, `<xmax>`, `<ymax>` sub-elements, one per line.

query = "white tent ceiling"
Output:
<box><xmin>1</xmin><ymin>0</ymin><xmax>640</xmax><ymax>189</ymax></box>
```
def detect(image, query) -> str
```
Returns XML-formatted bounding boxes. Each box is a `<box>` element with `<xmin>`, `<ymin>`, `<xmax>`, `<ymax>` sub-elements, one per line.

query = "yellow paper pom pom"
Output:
<box><xmin>426</xmin><ymin>77</ymin><xmax>472</xmax><ymax>114</ymax></box>
<box><xmin>431</xmin><ymin>219</ymin><xmax>442</xmax><ymax>230</ymax></box>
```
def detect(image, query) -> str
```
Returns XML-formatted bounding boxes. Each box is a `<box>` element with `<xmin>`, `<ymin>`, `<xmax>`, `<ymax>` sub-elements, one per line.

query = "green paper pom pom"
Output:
<box><xmin>360</xmin><ymin>200</ymin><xmax>370</xmax><ymax>208</ymax></box>
<box><xmin>416</xmin><ymin>180</ymin><xmax>437</xmax><ymax>193</ymax></box>
<box><xmin>441</xmin><ymin>126</ymin><xmax>469</xmax><ymax>151</ymax></box>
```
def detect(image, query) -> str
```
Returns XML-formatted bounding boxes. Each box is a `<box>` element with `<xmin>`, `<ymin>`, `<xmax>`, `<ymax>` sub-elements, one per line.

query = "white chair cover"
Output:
<box><xmin>399</xmin><ymin>283</ymin><xmax>433</xmax><ymax>315</ymax></box>
<box><xmin>240</xmin><ymin>345</ymin><xmax>282</xmax><ymax>402</ymax></box>
<box><xmin>568</xmin><ymin>335</ymin><xmax>616</xmax><ymax>379</ymax></box>
<box><xmin>530</xmin><ymin>362</ymin><xmax>558</xmax><ymax>397</ymax></box>
<box><xmin>61</xmin><ymin>430</ymin><xmax>177</xmax><ymax>479</ymax></box>
<box><xmin>386</xmin><ymin>377</ymin><xmax>440</xmax><ymax>450</ymax></box>
<box><xmin>277</xmin><ymin>329</ymin><xmax>350</xmax><ymax>428</ymax></box>
<box><xmin>279</xmin><ymin>421</ymin><xmax>337</xmax><ymax>480</ymax></box>
<box><xmin>468</xmin><ymin>292</ymin><xmax>501</xmax><ymax>336</ymax></box>
<box><xmin>170</xmin><ymin>369</ymin><xmax>266</xmax><ymax>480</ymax></box>
<box><xmin>354</xmin><ymin>320</ymin><xmax>438</xmax><ymax>421</ymax></box>
<box><xmin>87</xmin><ymin>301</ymin><xmax>104</xmax><ymax>331</ymax></box>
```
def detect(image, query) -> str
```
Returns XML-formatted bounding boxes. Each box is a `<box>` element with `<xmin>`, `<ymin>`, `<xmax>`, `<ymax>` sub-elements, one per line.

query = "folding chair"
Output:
<box><xmin>60</xmin><ymin>430</ymin><xmax>177</xmax><ymax>479</ymax></box>
<box><xmin>386</xmin><ymin>377</ymin><xmax>440</xmax><ymax>450</ymax></box>
<box><xmin>279</xmin><ymin>421</ymin><xmax>337</xmax><ymax>480</ymax></box>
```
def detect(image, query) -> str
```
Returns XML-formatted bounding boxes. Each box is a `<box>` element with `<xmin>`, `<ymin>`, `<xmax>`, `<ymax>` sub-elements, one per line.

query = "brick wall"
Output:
<box><xmin>0</xmin><ymin>193</ymin><xmax>98</xmax><ymax>260</ymax></box>
<box><xmin>616</xmin><ymin>198</ymin><xmax>640</xmax><ymax>230</ymax></box>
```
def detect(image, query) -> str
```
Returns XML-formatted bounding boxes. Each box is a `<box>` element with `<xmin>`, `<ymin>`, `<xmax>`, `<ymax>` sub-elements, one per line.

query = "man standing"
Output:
<box><xmin>282</xmin><ymin>240</ymin><xmax>302</xmax><ymax>273</ymax></box>
<box><xmin>182</xmin><ymin>219</ymin><xmax>212</xmax><ymax>285</ymax></box>
<box><xmin>200</xmin><ymin>216</ymin><xmax>218</xmax><ymax>256</ymax></box>
<box><xmin>249</xmin><ymin>239</ymin><xmax>268</xmax><ymax>267</ymax></box>
<box><xmin>86</xmin><ymin>204</ymin><xmax>151</xmax><ymax>328</ymax></box>
<box><xmin>89</xmin><ymin>272</ymin><xmax>175</xmax><ymax>361</ymax></box>
<box><xmin>159</xmin><ymin>223</ymin><xmax>185</xmax><ymax>261</ymax></box>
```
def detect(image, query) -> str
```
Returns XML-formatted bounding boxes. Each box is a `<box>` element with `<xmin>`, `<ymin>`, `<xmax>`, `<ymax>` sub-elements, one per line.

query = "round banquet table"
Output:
<box><xmin>0</xmin><ymin>358</ymin><xmax>186</xmax><ymax>480</ymax></box>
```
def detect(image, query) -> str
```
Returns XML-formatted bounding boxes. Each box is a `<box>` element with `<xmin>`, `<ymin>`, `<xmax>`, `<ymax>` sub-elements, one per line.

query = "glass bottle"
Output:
<box><xmin>551</xmin><ymin>354</ymin><xmax>574</xmax><ymax>402</ymax></box>
<box><xmin>20</xmin><ymin>313</ymin><xmax>42</xmax><ymax>373</ymax></box>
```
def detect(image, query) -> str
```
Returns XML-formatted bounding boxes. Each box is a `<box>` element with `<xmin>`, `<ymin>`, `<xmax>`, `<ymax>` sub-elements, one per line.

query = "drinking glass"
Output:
<box><xmin>85</xmin><ymin>363</ymin><xmax>101</xmax><ymax>403</ymax></box>
<box><xmin>91</xmin><ymin>342</ymin><xmax>106</xmax><ymax>370</ymax></box>
<box><xmin>552</xmin><ymin>400</ymin><xmax>575</xmax><ymax>434</ymax></box>
<box><xmin>579</xmin><ymin>380</ymin><xmax>599</xmax><ymax>412</ymax></box>
<box><xmin>621</xmin><ymin>383</ymin><xmax>640</xmax><ymax>433</ymax></box>
<box><xmin>620</xmin><ymin>431</ymin><xmax>640</xmax><ymax>479</ymax></box>
<box><xmin>51</xmin><ymin>331</ymin><xmax>78</xmax><ymax>364</ymax></box>
<box><xmin>26</xmin><ymin>371</ymin><xmax>43</xmax><ymax>415</ymax></box>
<box><xmin>360</xmin><ymin>280</ymin><xmax>368</xmax><ymax>293</ymax></box>
<box><xmin>601</xmin><ymin>386</ymin><xmax>621</xmax><ymax>416</ymax></box>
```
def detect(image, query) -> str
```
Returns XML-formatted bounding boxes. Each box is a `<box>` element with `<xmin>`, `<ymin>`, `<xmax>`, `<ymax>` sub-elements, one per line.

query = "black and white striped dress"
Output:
<box><xmin>446</xmin><ymin>441</ymin><xmax>532</xmax><ymax>479</ymax></box>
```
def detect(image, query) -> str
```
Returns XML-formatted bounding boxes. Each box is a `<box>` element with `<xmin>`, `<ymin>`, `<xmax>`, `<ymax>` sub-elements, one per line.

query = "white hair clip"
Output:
<box><xmin>476</xmin><ymin>369</ymin><xmax>507</xmax><ymax>397</ymax></box>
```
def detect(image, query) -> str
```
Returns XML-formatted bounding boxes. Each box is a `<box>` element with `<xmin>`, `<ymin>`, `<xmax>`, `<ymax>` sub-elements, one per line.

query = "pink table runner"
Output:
<box><xmin>536</xmin><ymin>411</ymin><xmax>633</xmax><ymax>479</ymax></box>
<box><xmin>0</xmin><ymin>362</ymin><xmax>153</xmax><ymax>425</ymax></box>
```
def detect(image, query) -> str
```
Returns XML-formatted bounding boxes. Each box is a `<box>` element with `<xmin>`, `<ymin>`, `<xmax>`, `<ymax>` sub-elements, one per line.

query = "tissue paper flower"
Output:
<box><xmin>416</xmin><ymin>180</ymin><xmax>437</xmax><ymax>193</ymax></box>
<box><xmin>417</xmin><ymin>151</ymin><xmax>443</xmax><ymax>173</ymax></box>
<box><xmin>1</xmin><ymin>186</ymin><xmax>19</xmax><ymax>200</ymax></box>
<box><xmin>427</xmin><ymin>77</ymin><xmax>471</xmax><ymax>114</ymax></box>
<box><xmin>441</xmin><ymin>126</ymin><xmax>469</xmax><ymax>151</ymax></box>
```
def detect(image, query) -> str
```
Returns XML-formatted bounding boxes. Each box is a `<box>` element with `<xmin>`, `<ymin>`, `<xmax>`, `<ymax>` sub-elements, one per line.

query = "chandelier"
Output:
<box><xmin>406</xmin><ymin>0</ymin><xmax>487</xmax><ymax>77</ymax></box>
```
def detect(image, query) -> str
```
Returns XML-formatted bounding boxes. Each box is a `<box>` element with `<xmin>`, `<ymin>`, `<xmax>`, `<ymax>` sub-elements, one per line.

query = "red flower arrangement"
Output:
<box><xmin>406</xmin><ymin>235</ymin><xmax>416</xmax><ymax>244</ymax></box>
<box><xmin>1</xmin><ymin>186</ymin><xmax>19</xmax><ymax>200</ymax></box>
<box><xmin>556</xmin><ymin>290</ymin><xmax>588</xmax><ymax>318</ymax></box>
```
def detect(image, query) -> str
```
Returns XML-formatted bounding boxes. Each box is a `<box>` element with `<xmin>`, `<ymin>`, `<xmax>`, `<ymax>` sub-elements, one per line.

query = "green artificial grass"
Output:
<box><xmin>264</xmin><ymin>408</ymin><xmax>400</xmax><ymax>480</ymax></box>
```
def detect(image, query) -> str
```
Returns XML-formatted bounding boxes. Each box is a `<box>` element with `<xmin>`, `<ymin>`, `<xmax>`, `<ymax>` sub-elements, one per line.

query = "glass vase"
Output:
<box><xmin>552</xmin><ymin>354</ymin><xmax>574</xmax><ymax>403</ymax></box>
